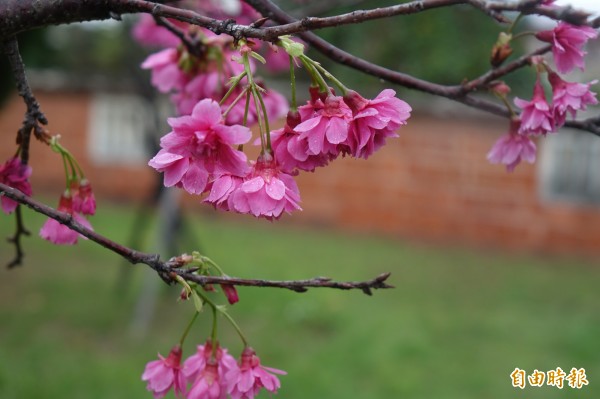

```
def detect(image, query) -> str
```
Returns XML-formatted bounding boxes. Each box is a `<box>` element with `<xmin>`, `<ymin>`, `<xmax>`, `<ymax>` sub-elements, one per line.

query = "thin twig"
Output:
<box><xmin>2</xmin><ymin>36</ymin><xmax>49</xmax><ymax>161</ymax></box>
<box><xmin>6</xmin><ymin>205</ymin><xmax>31</xmax><ymax>268</ymax></box>
<box><xmin>2</xmin><ymin>36</ymin><xmax>50</xmax><ymax>267</ymax></box>
<box><xmin>0</xmin><ymin>182</ymin><xmax>393</xmax><ymax>295</ymax></box>
<box><xmin>152</xmin><ymin>15</ymin><xmax>206</xmax><ymax>58</ymax></box>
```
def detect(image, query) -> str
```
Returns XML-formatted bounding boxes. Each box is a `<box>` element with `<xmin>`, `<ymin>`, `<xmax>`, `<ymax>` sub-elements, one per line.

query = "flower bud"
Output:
<box><xmin>490</xmin><ymin>32</ymin><xmax>513</xmax><ymax>67</ymax></box>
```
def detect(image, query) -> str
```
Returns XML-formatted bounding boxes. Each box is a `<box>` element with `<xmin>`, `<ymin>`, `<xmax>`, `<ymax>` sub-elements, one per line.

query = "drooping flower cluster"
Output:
<box><xmin>487</xmin><ymin>20</ymin><xmax>598</xmax><ymax>172</ymax></box>
<box><xmin>39</xmin><ymin>138</ymin><xmax>96</xmax><ymax>245</ymax></box>
<box><xmin>145</xmin><ymin>33</ymin><xmax>412</xmax><ymax>218</ymax></box>
<box><xmin>137</xmin><ymin>8</ymin><xmax>288</xmax><ymax>122</ymax></box>
<box><xmin>39</xmin><ymin>189</ymin><xmax>94</xmax><ymax>245</ymax></box>
<box><xmin>143</xmin><ymin>341</ymin><xmax>284</xmax><ymax>399</ymax></box>
<box><xmin>0</xmin><ymin>157</ymin><xmax>32</xmax><ymax>214</ymax></box>
<box><xmin>268</xmin><ymin>87</ymin><xmax>411</xmax><ymax>176</ymax></box>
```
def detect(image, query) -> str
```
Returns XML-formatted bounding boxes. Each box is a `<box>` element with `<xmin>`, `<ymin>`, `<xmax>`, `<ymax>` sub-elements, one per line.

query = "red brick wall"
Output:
<box><xmin>0</xmin><ymin>92</ymin><xmax>155</xmax><ymax>202</ymax></box>
<box><xmin>2</xmin><ymin>92</ymin><xmax>600</xmax><ymax>255</ymax></box>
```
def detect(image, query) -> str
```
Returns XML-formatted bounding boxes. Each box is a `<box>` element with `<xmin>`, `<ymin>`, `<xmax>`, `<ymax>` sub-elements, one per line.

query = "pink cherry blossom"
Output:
<box><xmin>342</xmin><ymin>89</ymin><xmax>412</xmax><ymax>159</ymax></box>
<box><xmin>226</xmin><ymin>347</ymin><xmax>286</xmax><ymax>399</ymax></box>
<box><xmin>187</xmin><ymin>362</ymin><xmax>225</xmax><ymax>399</ymax></box>
<box><xmin>148</xmin><ymin>99</ymin><xmax>251</xmax><ymax>195</ymax></box>
<box><xmin>514</xmin><ymin>79</ymin><xmax>555</xmax><ymax>135</ymax></box>
<box><xmin>184</xmin><ymin>342</ymin><xmax>239</xmax><ymax>399</ymax></box>
<box><xmin>183</xmin><ymin>341</ymin><xmax>238</xmax><ymax>385</ymax></box>
<box><xmin>71</xmin><ymin>179</ymin><xmax>96</xmax><ymax>216</ymax></box>
<box><xmin>487</xmin><ymin>119</ymin><xmax>536</xmax><ymax>172</ymax></box>
<box><xmin>549</xmin><ymin>72</ymin><xmax>598</xmax><ymax>126</ymax></box>
<box><xmin>0</xmin><ymin>157</ymin><xmax>32</xmax><ymax>214</ymax></box>
<box><xmin>39</xmin><ymin>192</ymin><xmax>93</xmax><ymax>245</ymax></box>
<box><xmin>536</xmin><ymin>22</ymin><xmax>598</xmax><ymax>74</ymax></box>
<box><xmin>173</xmin><ymin>54</ymin><xmax>246</xmax><ymax>116</ymax></box>
<box><xmin>141</xmin><ymin>48</ymin><xmax>186</xmax><ymax>93</ymax></box>
<box><xmin>204</xmin><ymin>174</ymin><xmax>245</xmax><ymax>211</ymax></box>
<box><xmin>294</xmin><ymin>92</ymin><xmax>353</xmax><ymax>158</ymax></box>
<box><xmin>141</xmin><ymin>345</ymin><xmax>186</xmax><ymax>399</ymax></box>
<box><xmin>268</xmin><ymin>111</ymin><xmax>330</xmax><ymax>174</ymax></box>
<box><xmin>173</xmin><ymin>72</ymin><xmax>223</xmax><ymax>116</ymax></box>
<box><xmin>132</xmin><ymin>14</ymin><xmax>183</xmax><ymax>48</ymax></box>
<box><xmin>230</xmin><ymin>154</ymin><xmax>302</xmax><ymax>220</ymax></box>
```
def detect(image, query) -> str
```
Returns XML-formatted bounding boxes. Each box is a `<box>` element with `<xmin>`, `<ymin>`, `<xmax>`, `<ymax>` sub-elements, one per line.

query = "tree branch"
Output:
<box><xmin>2</xmin><ymin>36</ymin><xmax>49</xmax><ymax>161</ymax></box>
<box><xmin>2</xmin><ymin>36</ymin><xmax>50</xmax><ymax>268</ymax></box>
<box><xmin>0</xmin><ymin>182</ymin><xmax>393</xmax><ymax>294</ymax></box>
<box><xmin>6</xmin><ymin>205</ymin><xmax>31</xmax><ymax>269</ymax></box>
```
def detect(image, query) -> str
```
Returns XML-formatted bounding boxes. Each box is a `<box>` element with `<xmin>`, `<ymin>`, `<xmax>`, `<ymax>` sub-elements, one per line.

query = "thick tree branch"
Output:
<box><xmin>0</xmin><ymin>182</ymin><xmax>393</xmax><ymax>294</ymax></box>
<box><xmin>0</xmin><ymin>0</ymin><xmax>597</xmax><ymax>42</ymax></box>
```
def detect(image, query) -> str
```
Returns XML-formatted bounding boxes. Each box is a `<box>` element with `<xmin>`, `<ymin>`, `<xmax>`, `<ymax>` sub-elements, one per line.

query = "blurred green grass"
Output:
<box><xmin>1</xmin><ymin>202</ymin><xmax>599</xmax><ymax>399</ymax></box>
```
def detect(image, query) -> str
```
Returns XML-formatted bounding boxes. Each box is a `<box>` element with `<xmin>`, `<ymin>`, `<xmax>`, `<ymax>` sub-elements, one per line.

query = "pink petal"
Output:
<box><xmin>265</xmin><ymin>178</ymin><xmax>286</xmax><ymax>200</ymax></box>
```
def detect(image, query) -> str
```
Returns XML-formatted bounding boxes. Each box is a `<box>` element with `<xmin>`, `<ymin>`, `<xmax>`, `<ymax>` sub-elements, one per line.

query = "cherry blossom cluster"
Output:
<box><xmin>143</xmin><ymin>342</ymin><xmax>285</xmax><ymax>399</ymax></box>
<box><xmin>39</xmin><ymin>137</ymin><xmax>96</xmax><ymax>245</ymax></box>
<box><xmin>138</xmin><ymin>6</ymin><xmax>412</xmax><ymax>219</ymax></box>
<box><xmin>142</xmin><ymin>252</ymin><xmax>284</xmax><ymax>399</ymax></box>
<box><xmin>487</xmin><ymin>19</ymin><xmax>598</xmax><ymax>172</ymax></box>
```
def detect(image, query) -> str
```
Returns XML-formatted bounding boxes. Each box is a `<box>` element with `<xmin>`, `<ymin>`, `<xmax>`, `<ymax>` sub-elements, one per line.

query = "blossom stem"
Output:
<box><xmin>195</xmin><ymin>286</ymin><xmax>249</xmax><ymax>347</ymax></box>
<box><xmin>222</xmin><ymin>87</ymin><xmax>250</xmax><ymax>119</ymax></box>
<box><xmin>210</xmin><ymin>305</ymin><xmax>218</xmax><ymax>357</ymax></box>
<box><xmin>511</xmin><ymin>31</ymin><xmax>536</xmax><ymax>41</ymax></box>
<box><xmin>309</xmin><ymin>58</ymin><xmax>349</xmax><ymax>95</ymax></box>
<box><xmin>218</xmin><ymin>307</ymin><xmax>249</xmax><ymax>347</ymax></box>
<box><xmin>60</xmin><ymin>153</ymin><xmax>70</xmax><ymax>189</ymax></box>
<box><xmin>300</xmin><ymin>56</ymin><xmax>328</xmax><ymax>93</ymax></box>
<box><xmin>241</xmin><ymin>52</ymin><xmax>269</xmax><ymax>152</ymax></box>
<box><xmin>206</xmin><ymin>258</ymin><xmax>226</xmax><ymax>276</ymax></box>
<box><xmin>507</xmin><ymin>13</ymin><xmax>523</xmax><ymax>34</ymax></box>
<box><xmin>219</xmin><ymin>71</ymin><xmax>248</xmax><ymax>106</ymax></box>
<box><xmin>243</xmin><ymin>90</ymin><xmax>251</xmax><ymax>128</ymax></box>
<box><xmin>496</xmin><ymin>93</ymin><xmax>516</xmax><ymax>117</ymax></box>
<box><xmin>253</xmin><ymin>86</ymin><xmax>272</xmax><ymax>151</ymax></box>
<box><xmin>179</xmin><ymin>311</ymin><xmax>200</xmax><ymax>346</ymax></box>
<box><xmin>290</xmin><ymin>55</ymin><xmax>297</xmax><ymax>111</ymax></box>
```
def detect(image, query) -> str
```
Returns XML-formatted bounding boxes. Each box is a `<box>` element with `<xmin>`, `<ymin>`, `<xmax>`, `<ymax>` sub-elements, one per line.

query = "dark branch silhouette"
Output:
<box><xmin>0</xmin><ymin>182</ymin><xmax>393</xmax><ymax>294</ymax></box>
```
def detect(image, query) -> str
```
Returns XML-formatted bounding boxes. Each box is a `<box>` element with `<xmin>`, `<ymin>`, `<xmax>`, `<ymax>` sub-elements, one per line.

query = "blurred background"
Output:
<box><xmin>1</xmin><ymin>1</ymin><xmax>599</xmax><ymax>398</ymax></box>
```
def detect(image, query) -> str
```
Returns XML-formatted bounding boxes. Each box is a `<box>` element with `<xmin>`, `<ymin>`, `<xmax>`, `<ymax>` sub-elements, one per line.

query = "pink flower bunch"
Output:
<box><xmin>515</xmin><ymin>75</ymin><xmax>597</xmax><ymax>135</ymax></box>
<box><xmin>269</xmin><ymin>87</ymin><xmax>411</xmax><ymax>175</ymax></box>
<box><xmin>39</xmin><ymin>190</ymin><xmax>93</xmax><ymax>245</ymax></box>
<box><xmin>143</xmin><ymin>341</ymin><xmax>285</xmax><ymax>399</ymax></box>
<box><xmin>149</xmin><ymin>98</ymin><xmax>301</xmax><ymax>220</ymax></box>
<box><xmin>0</xmin><ymin>157</ymin><xmax>32</xmax><ymax>214</ymax></box>
<box><xmin>536</xmin><ymin>22</ymin><xmax>598</xmax><ymax>74</ymax></box>
<box><xmin>505</xmin><ymin>21</ymin><xmax>599</xmax><ymax>140</ymax></box>
<box><xmin>487</xmin><ymin>118</ymin><xmax>537</xmax><ymax>172</ymax></box>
